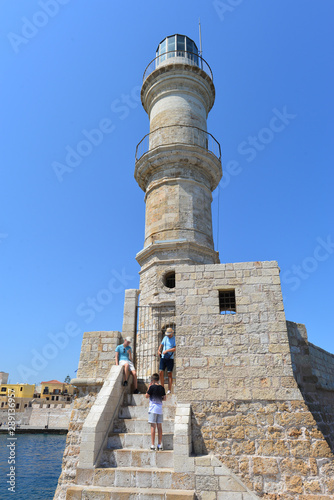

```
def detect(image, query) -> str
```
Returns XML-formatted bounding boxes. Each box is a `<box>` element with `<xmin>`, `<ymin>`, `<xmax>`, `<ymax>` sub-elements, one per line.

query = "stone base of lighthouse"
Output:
<box><xmin>54</xmin><ymin>260</ymin><xmax>334</xmax><ymax>499</ymax></box>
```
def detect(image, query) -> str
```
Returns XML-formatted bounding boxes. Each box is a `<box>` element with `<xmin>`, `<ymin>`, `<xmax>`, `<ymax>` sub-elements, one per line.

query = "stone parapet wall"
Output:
<box><xmin>309</xmin><ymin>343</ymin><xmax>334</xmax><ymax>391</ymax></box>
<box><xmin>287</xmin><ymin>322</ymin><xmax>317</xmax><ymax>391</ymax></box>
<box><xmin>75</xmin><ymin>331</ymin><xmax>121</xmax><ymax>382</ymax></box>
<box><xmin>287</xmin><ymin>321</ymin><xmax>334</xmax><ymax>454</ymax></box>
<box><xmin>121</xmin><ymin>289</ymin><xmax>139</xmax><ymax>342</ymax></box>
<box><xmin>29</xmin><ymin>405</ymin><xmax>73</xmax><ymax>428</ymax></box>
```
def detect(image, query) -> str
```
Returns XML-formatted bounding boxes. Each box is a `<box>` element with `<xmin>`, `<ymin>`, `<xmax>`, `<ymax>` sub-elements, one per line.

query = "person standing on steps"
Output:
<box><xmin>145</xmin><ymin>373</ymin><xmax>166</xmax><ymax>450</ymax></box>
<box><xmin>158</xmin><ymin>327</ymin><xmax>176</xmax><ymax>394</ymax></box>
<box><xmin>115</xmin><ymin>337</ymin><xmax>139</xmax><ymax>394</ymax></box>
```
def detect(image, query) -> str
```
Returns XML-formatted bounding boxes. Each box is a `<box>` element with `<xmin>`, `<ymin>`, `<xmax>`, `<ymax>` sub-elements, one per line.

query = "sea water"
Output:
<box><xmin>0</xmin><ymin>433</ymin><xmax>67</xmax><ymax>500</ymax></box>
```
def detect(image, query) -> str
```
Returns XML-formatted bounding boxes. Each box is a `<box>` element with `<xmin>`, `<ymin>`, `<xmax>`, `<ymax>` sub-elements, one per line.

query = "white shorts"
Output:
<box><xmin>148</xmin><ymin>412</ymin><xmax>163</xmax><ymax>424</ymax></box>
<box><xmin>119</xmin><ymin>359</ymin><xmax>135</xmax><ymax>372</ymax></box>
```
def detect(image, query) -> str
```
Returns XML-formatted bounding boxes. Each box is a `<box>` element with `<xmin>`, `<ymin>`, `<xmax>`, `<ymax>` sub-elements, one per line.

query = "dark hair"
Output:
<box><xmin>151</xmin><ymin>373</ymin><xmax>159</xmax><ymax>382</ymax></box>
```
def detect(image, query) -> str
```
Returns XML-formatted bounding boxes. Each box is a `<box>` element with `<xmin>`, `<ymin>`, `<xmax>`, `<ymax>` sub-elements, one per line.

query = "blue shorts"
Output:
<box><xmin>159</xmin><ymin>357</ymin><xmax>174</xmax><ymax>373</ymax></box>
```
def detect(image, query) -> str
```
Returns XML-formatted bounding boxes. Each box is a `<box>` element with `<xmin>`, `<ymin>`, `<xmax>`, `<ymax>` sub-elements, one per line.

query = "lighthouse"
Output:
<box><xmin>58</xmin><ymin>34</ymin><xmax>334</xmax><ymax>500</ymax></box>
<box><xmin>134</xmin><ymin>34</ymin><xmax>222</xmax><ymax>380</ymax></box>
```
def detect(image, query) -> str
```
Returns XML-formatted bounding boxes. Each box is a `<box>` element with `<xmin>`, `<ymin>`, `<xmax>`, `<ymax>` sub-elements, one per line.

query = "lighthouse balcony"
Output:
<box><xmin>135</xmin><ymin>124</ymin><xmax>221</xmax><ymax>163</ymax></box>
<box><xmin>143</xmin><ymin>50</ymin><xmax>213</xmax><ymax>82</ymax></box>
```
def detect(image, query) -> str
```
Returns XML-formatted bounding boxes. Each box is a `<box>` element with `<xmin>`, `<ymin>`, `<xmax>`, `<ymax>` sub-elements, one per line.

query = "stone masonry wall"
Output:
<box><xmin>287</xmin><ymin>321</ymin><xmax>334</xmax><ymax>454</ymax></box>
<box><xmin>54</xmin><ymin>330</ymin><xmax>122</xmax><ymax>499</ymax></box>
<box><xmin>28</xmin><ymin>404</ymin><xmax>73</xmax><ymax>428</ymax></box>
<box><xmin>309</xmin><ymin>343</ymin><xmax>334</xmax><ymax>391</ymax></box>
<box><xmin>53</xmin><ymin>385</ymin><xmax>101</xmax><ymax>500</ymax></box>
<box><xmin>174</xmin><ymin>261</ymin><xmax>334</xmax><ymax>499</ymax></box>
<box><xmin>75</xmin><ymin>331</ymin><xmax>121</xmax><ymax>382</ymax></box>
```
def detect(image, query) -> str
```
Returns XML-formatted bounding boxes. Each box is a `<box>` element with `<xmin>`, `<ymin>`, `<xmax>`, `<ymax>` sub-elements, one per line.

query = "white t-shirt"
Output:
<box><xmin>147</xmin><ymin>384</ymin><xmax>166</xmax><ymax>414</ymax></box>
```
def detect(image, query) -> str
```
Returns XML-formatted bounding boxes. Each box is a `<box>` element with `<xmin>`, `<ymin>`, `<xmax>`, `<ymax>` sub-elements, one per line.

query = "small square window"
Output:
<box><xmin>219</xmin><ymin>290</ymin><xmax>236</xmax><ymax>315</ymax></box>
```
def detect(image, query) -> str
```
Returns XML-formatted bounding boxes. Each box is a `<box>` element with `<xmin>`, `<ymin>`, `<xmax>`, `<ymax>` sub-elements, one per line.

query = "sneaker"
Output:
<box><xmin>150</xmin><ymin>445</ymin><xmax>156</xmax><ymax>451</ymax></box>
<box><xmin>123</xmin><ymin>380</ymin><xmax>128</xmax><ymax>387</ymax></box>
<box><xmin>133</xmin><ymin>389</ymin><xmax>139</xmax><ymax>394</ymax></box>
<box><xmin>167</xmin><ymin>390</ymin><xmax>171</xmax><ymax>395</ymax></box>
<box><xmin>157</xmin><ymin>444</ymin><xmax>163</xmax><ymax>451</ymax></box>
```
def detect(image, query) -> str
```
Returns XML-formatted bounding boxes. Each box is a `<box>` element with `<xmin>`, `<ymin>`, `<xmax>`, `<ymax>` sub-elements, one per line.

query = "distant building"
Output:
<box><xmin>0</xmin><ymin>382</ymin><xmax>35</xmax><ymax>411</ymax></box>
<box><xmin>0</xmin><ymin>372</ymin><xmax>9</xmax><ymax>384</ymax></box>
<box><xmin>39</xmin><ymin>379</ymin><xmax>76</xmax><ymax>403</ymax></box>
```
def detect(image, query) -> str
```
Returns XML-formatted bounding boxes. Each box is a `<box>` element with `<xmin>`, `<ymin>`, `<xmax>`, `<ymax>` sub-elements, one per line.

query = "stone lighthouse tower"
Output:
<box><xmin>134</xmin><ymin>34</ymin><xmax>222</xmax><ymax>379</ymax></box>
<box><xmin>56</xmin><ymin>34</ymin><xmax>334</xmax><ymax>500</ymax></box>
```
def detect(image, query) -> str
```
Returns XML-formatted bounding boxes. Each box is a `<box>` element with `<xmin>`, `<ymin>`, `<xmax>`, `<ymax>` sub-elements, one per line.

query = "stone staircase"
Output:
<box><xmin>66</xmin><ymin>392</ymin><xmax>196</xmax><ymax>499</ymax></box>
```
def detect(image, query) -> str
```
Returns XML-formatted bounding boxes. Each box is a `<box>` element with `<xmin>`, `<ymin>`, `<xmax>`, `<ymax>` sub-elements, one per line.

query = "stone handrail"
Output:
<box><xmin>77</xmin><ymin>365</ymin><xmax>125</xmax><ymax>469</ymax></box>
<box><xmin>173</xmin><ymin>403</ymin><xmax>194</xmax><ymax>473</ymax></box>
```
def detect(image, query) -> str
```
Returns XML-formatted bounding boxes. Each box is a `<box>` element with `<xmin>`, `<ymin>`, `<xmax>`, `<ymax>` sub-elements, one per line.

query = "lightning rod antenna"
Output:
<box><xmin>199</xmin><ymin>18</ymin><xmax>203</xmax><ymax>69</ymax></box>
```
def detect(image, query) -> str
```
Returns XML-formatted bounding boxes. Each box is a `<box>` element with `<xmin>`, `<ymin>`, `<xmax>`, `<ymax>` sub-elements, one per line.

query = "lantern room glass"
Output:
<box><xmin>156</xmin><ymin>34</ymin><xmax>199</xmax><ymax>67</ymax></box>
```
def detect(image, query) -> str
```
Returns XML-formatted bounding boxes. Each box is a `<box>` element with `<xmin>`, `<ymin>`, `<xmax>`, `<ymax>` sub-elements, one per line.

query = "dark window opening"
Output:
<box><xmin>16</xmin><ymin>403</ymin><xmax>19</xmax><ymax>409</ymax></box>
<box><xmin>164</xmin><ymin>271</ymin><xmax>175</xmax><ymax>289</ymax></box>
<box><xmin>219</xmin><ymin>290</ymin><xmax>236</xmax><ymax>315</ymax></box>
<box><xmin>1</xmin><ymin>387</ymin><xmax>6</xmax><ymax>392</ymax></box>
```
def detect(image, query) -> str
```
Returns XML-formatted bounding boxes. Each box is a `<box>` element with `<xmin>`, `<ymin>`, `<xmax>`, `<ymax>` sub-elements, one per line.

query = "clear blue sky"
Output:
<box><xmin>1</xmin><ymin>0</ymin><xmax>333</xmax><ymax>385</ymax></box>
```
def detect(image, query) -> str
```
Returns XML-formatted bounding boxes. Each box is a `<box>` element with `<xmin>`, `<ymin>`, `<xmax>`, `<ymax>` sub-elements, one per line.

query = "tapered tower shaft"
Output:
<box><xmin>135</xmin><ymin>34</ymin><xmax>222</xmax><ymax>279</ymax></box>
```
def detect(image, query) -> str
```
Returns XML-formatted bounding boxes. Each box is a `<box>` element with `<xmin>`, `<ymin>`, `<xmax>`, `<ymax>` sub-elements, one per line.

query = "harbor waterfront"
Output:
<box><xmin>0</xmin><ymin>433</ymin><xmax>67</xmax><ymax>499</ymax></box>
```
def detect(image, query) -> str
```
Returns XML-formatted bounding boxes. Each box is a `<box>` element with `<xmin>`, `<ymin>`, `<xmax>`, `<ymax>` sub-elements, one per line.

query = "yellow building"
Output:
<box><xmin>0</xmin><ymin>383</ymin><xmax>35</xmax><ymax>411</ymax></box>
<box><xmin>0</xmin><ymin>383</ymin><xmax>35</xmax><ymax>398</ymax></box>
<box><xmin>40</xmin><ymin>379</ymin><xmax>76</xmax><ymax>402</ymax></box>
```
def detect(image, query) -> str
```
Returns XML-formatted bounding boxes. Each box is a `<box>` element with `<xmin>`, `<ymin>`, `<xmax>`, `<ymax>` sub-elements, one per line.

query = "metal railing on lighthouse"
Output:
<box><xmin>135</xmin><ymin>125</ymin><xmax>221</xmax><ymax>163</ymax></box>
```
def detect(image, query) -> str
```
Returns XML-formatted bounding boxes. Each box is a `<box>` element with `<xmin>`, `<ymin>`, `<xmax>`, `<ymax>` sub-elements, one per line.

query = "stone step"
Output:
<box><xmin>92</xmin><ymin>467</ymin><xmax>195</xmax><ymax>490</ymax></box>
<box><xmin>93</xmin><ymin>467</ymin><xmax>174</xmax><ymax>488</ymax></box>
<box><xmin>107</xmin><ymin>432</ymin><xmax>174</xmax><ymax>450</ymax></box>
<box><xmin>75</xmin><ymin>467</ymin><xmax>196</xmax><ymax>491</ymax></box>
<box><xmin>100</xmin><ymin>449</ymin><xmax>174</xmax><ymax>469</ymax></box>
<box><xmin>125</xmin><ymin>393</ymin><xmax>177</xmax><ymax>407</ymax></box>
<box><xmin>119</xmin><ymin>405</ymin><xmax>175</xmax><ymax>420</ymax></box>
<box><xmin>66</xmin><ymin>485</ymin><xmax>195</xmax><ymax>499</ymax></box>
<box><xmin>113</xmin><ymin>418</ymin><xmax>174</xmax><ymax>434</ymax></box>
